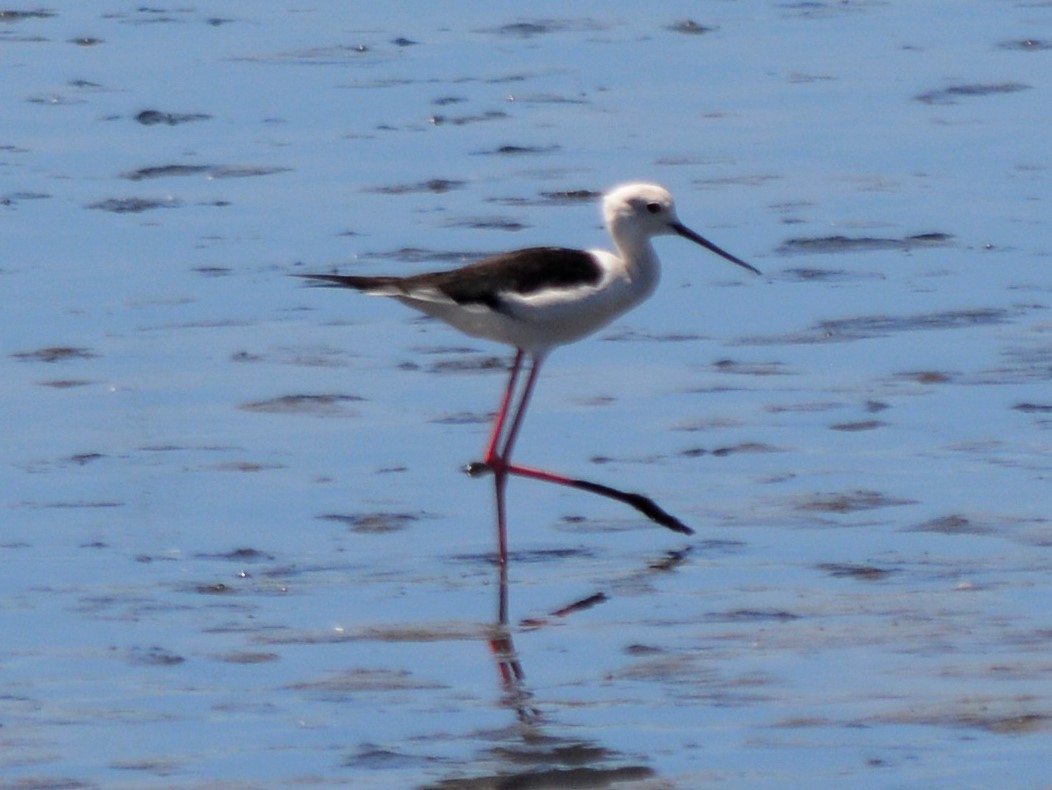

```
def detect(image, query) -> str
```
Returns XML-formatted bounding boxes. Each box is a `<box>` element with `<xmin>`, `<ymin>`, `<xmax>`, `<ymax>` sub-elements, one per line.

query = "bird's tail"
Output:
<box><xmin>293</xmin><ymin>273</ymin><xmax>402</xmax><ymax>294</ymax></box>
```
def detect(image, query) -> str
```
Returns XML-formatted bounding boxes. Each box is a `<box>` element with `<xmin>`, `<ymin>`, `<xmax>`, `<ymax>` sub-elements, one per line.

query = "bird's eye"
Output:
<box><xmin>646</xmin><ymin>202</ymin><xmax>663</xmax><ymax>214</ymax></box>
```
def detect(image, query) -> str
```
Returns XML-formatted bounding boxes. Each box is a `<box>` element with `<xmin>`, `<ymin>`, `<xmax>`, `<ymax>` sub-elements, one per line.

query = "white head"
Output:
<box><xmin>602</xmin><ymin>182</ymin><xmax>681</xmax><ymax>239</ymax></box>
<box><xmin>602</xmin><ymin>182</ymin><xmax>760</xmax><ymax>275</ymax></box>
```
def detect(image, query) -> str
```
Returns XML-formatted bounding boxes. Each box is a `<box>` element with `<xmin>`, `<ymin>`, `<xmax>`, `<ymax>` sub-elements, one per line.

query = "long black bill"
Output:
<box><xmin>671</xmin><ymin>221</ymin><xmax>761</xmax><ymax>276</ymax></box>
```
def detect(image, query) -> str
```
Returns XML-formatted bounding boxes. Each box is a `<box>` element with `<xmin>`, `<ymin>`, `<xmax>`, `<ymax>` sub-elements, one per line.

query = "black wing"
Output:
<box><xmin>297</xmin><ymin>247</ymin><xmax>603</xmax><ymax>312</ymax></box>
<box><xmin>419</xmin><ymin>247</ymin><xmax>602</xmax><ymax>310</ymax></box>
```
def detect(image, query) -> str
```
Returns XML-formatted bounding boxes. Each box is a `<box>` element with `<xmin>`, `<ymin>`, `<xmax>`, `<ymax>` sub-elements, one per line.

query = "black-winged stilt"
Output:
<box><xmin>298</xmin><ymin>182</ymin><xmax>760</xmax><ymax>564</ymax></box>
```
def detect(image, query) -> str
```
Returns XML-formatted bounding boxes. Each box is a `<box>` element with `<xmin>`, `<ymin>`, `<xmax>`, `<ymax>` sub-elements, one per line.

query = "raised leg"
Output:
<box><xmin>472</xmin><ymin>351</ymin><xmax>694</xmax><ymax>565</ymax></box>
<box><xmin>503</xmin><ymin>461</ymin><xmax>693</xmax><ymax>535</ymax></box>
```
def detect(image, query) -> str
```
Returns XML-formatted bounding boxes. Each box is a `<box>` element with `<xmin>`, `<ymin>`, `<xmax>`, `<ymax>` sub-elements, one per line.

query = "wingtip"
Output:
<box><xmin>291</xmin><ymin>273</ymin><xmax>347</xmax><ymax>287</ymax></box>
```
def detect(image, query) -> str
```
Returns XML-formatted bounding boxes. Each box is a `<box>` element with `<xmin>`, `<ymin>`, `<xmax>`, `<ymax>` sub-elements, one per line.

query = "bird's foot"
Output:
<box><xmin>466</xmin><ymin>458</ymin><xmax>511</xmax><ymax>478</ymax></box>
<box><xmin>464</xmin><ymin>461</ymin><xmax>493</xmax><ymax>478</ymax></box>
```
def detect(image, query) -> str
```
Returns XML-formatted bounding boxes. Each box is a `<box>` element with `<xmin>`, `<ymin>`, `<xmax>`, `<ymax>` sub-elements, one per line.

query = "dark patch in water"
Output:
<box><xmin>40</xmin><ymin>376</ymin><xmax>92</xmax><ymax>387</ymax></box>
<box><xmin>907</xmin><ymin>514</ymin><xmax>992</xmax><ymax>535</ymax></box>
<box><xmin>193</xmin><ymin>266</ymin><xmax>232</xmax><ymax>277</ymax></box>
<box><xmin>432</xmin><ymin>96</ymin><xmax>466</xmax><ymax>106</ymax></box>
<box><xmin>1</xmin><ymin>190</ymin><xmax>51</xmax><ymax>206</ymax></box>
<box><xmin>453</xmin><ymin>547</ymin><xmax>593</xmax><ymax>566</ymax></box>
<box><xmin>442</xmin><ymin>215</ymin><xmax>528</xmax><ymax>231</ymax></box>
<box><xmin>0</xmin><ymin>9</ymin><xmax>55</xmax><ymax>21</ymax></box>
<box><xmin>777</xmin><ymin>232</ymin><xmax>953</xmax><ymax>254</ymax></box>
<box><xmin>213</xmin><ymin>165</ymin><xmax>292</xmax><ymax>178</ymax></box>
<box><xmin>998</xmin><ymin>38</ymin><xmax>1052</xmax><ymax>51</ymax></box>
<box><xmin>67</xmin><ymin>452</ymin><xmax>105</xmax><ymax>465</ymax></box>
<box><xmin>748</xmin><ymin>307</ymin><xmax>1018</xmax><ymax>345</ymax></box>
<box><xmin>817</xmin><ymin>562</ymin><xmax>895</xmax><ymax>580</ymax></box>
<box><xmin>128</xmin><ymin>646</ymin><xmax>185</xmax><ymax>666</ymax></box>
<box><xmin>198</xmin><ymin>547</ymin><xmax>275</xmax><ymax>562</ymax></box>
<box><xmin>252</xmin><ymin>43</ymin><xmax>372</xmax><ymax>65</ymax></box>
<box><xmin>430</xmin><ymin>410</ymin><xmax>487</xmax><ymax>425</ymax></box>
<box><xmin>36</xmin><ymin>500</ymin><xmax>124</xmax><ymax>509</ymax></box>
<box><xmin>713</xmin><ymin>358</ymin><xmax>790</xmax><ymax>376</ymax></box>
<box><xmin>830</xmin><ymin>419</ymin><xmax>886</xmax><ymax>432</ymax></box>
<box><xmin>344</xmin><ymin>746</ymin><xmax>430</xmax><ymax>770</ymax></box>
<box><xmin>695</xmin><ymin>172</ymin><xmax>782</xmax><ymax>189</ymax></box>
<box><xmin>780</xmin><ymin>266</ymin><xmax>886</xmax><ymax>283</ymax></box>
<box><xmin>888</xmin><ymin>708</ymin><xmax>1051</xmax><ymax>734</ymax></box>
<box><xmin>123</xmin><ymin>163</ymin><xmax>289</xmax><ymax>180</ymax></box>
<box><xmin>795</xmin><ymin>490</ymin><xmax>915</xmax><ymax>513</ymax></box>
<box><xmin>424</xmin><ymin>355</ymin><xmax>506</xmax><ymax>374</ymax></box>
<box><xmin>541</xmin><ymin>188</ymin><xmax>601</xmax><ymax>202</ymax></box>
<box><xmin>239</xmin><ymin>393</ymin><xmax>363</xmax><ymax>416</ymax></box>
<box><xmin>709</xmin><ymin>608</ymin><xmax>801</xmax><ymax>622</ymax></box>
<box><xmin>318</xmin><ymin>512</ymin><xmax>420</xmax><ymax>533</ymax></box>
<box><xmin>218</xmin><ymin>651</ymin><xmax>279</xmax><ymax>664</ymax></box>
<box><xmin>710</xmin><ymin>442</ymin><xmax>779</xmax><ymax>457</ymax></box>
<box><xmin>914</xmin><ymin>82</ymin><xmax>1031</xmax><ymax>105</ymax></box>
<box><xmin>895</xmin><ymin>370</ymin><xmax>955</xmax><ymax>384</ymax></box>
<box><xmin>1013</xmin><ymin>402</ymin><xmax>1052</xmax><ymax>413</ymax></box>
<box><xmin>135</xmin><ymin>109</ymin><xmax>212</xmax><ymax>126</ymax></box>
<box><xmin>409</xmin><ymin>344</ymin><xmax>483</xmax><ymax>356</ymax></box>
<box><xmin>87</xmin><ymin>196</ymin><xmax>181</xmax><ymax>213</ymax></box>
<box><xmin>288</xmin><ymin>668</ymin><xmax>440</xmax><ymax>694</ymax></box>
<box><xmin>625</xmin><ymin>643</ymin><xmax>664</xmax><ymax>656</ymax></box>
<box><xmin>647</xmin><ymin>547</ymin><xmax>692</xmax><ymax>571</ymax></box>
<box><xmin>429</xmin><ymin>110</ymin><xmax>508</xmax><ymax>126</ymax></box>
<box><xmin>358</xmin><ymin>247</ymin><xmax>485</xmax><ymax>265</ymax></box>
<box><xmin>602</xmin><ymin>328</ymin><xmax>702</xmax><ymax>342</ymax></box>
<box><xmin>477</xmin><ymin>143</ymin><xmax>561</xmax><ymax>156</ymax></box>
<box><xmin>231</xmin><ymin>346</ymin><xmax>351</xmax><ymax>368</ymax></box>
<box><xmin>13</xmin><ymin>345</ymin><xmax>97</xmax><ymax>363</ymax></box>
<box><xmin>365</xmin><ymin>179</ymin><xmax>466</xmax><ymax>194</ymax></box>
<box><xmin>196</xmin><ymin>582</ymin><xmax>233</xmax><ymax>595</ymax></box>
<box><xmin>211</xmin><ymin>460</ymin><xmax>284</xmax><ymax>472</ymax></box>
<box><xmin>506</xmin><ymin>92</ymin><xmax>590</xmax><ymax>105</ymax></box>
<box><xmin>980</xmin><ymin>714</ymin><xmax>1050</xmax><ymax>734</ymax></box>
<box><xmin>479</xmin><ymin>18</ymin><xmax>606</xmax><ymax>38</ymax></box>
<box><xmin>124</xmin><ymin>164</ymin><xmax>211</xmax><ymax>180</ymax></box>
<box><xmin>668</xmin><ymin>19</ymin><xmax>716</xmax><ymax>35</ymax></box>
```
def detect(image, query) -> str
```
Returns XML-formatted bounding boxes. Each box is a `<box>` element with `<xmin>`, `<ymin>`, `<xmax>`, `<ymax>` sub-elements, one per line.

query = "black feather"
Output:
<box><xmin>295</xmin><ymin>247</ymin><xmax>602</xmax><ymax>311</ymax></box>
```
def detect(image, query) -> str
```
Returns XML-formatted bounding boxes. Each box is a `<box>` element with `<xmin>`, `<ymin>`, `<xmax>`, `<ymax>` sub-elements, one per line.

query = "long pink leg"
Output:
<box><xmin>484</xmin><ymin>350</ymin><xmax>532</xmax><ymax>565</ymax></box>
<box><xmin>483</xmin><ymin>349</ymin><xmax>525</xmax><ymax>467</ymax></box>
<box><xmin>493</xmin><ymin>353</ymin><xmax>545</xmax><ymax>471</ymax></box>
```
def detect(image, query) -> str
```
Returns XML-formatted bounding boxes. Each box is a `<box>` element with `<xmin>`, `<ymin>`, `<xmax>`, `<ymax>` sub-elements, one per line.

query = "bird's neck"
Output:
<box><xmin>611</xmin><ymin>231</ymin><xmax>661</xmax><ymax>296</ymax></box>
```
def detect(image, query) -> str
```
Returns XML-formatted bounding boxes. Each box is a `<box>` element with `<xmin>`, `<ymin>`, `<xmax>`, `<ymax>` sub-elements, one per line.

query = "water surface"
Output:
<box><xmin>2</xmin><ymin>2</ymin><xmax>1050</xmax><ymax>788</ymax></box>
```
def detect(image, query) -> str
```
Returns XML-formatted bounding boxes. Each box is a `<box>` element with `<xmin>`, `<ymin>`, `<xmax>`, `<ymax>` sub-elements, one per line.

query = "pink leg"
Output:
<box><xmin>484</xmin><ymin>350</ymin><xmax>536</xmax><ymax>565</ymax></box>
<box><xmin>493</xmin><ymin>470</ymin><xmax>510</xmax><ymax>565</ymax></box>
<box><xmin>492</xmin><ymin>353</ymin><xmax>545</xmax><ymax>471</ymax></box>
<box><xmin>483</xmin><ymin>349</ymin><xmax>525</xmax><ymax>467</ymax></box>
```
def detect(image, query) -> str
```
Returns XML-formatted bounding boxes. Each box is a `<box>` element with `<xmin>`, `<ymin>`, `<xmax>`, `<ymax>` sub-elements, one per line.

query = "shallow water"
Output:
<box><xmin>2</xmin><ymin>2</ymin><xmax>1050</xmax><ymax>788</ymax></box>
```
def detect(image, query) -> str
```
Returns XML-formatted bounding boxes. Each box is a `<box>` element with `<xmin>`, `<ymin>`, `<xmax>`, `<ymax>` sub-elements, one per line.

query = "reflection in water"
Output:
<box><xmin>488</xmin><ymin>560</ymin><xmax>540</xmax><ymax>726</ymax></box>
<box><xmin>421</xmin><ymin>559</ymin><xmax>657</xmax><ymax>789</ymax></box>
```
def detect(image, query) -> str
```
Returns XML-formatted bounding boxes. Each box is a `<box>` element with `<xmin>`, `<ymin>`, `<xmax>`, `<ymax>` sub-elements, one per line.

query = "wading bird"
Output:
<box><xmin>298</xmin><ymin>183</ymin><xmax>760</xmax><ymax>564</ymax></box>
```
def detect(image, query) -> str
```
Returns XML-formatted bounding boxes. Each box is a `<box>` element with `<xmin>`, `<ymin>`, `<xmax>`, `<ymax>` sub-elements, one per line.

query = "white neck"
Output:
<box><xmin>610</xmin><ymin>227</ymin><xmax>661</xmax><ymax>302</ymax></box>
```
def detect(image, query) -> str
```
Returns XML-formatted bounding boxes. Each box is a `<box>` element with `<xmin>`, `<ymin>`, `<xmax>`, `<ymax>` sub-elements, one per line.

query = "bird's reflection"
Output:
<box><xmin>421</xmin><ymin>548</ymin><xmax>689</xmax><ymax>788</ymax></box>
<box><xmin>486</xmin><ymin>559</ymin><xmax>540</xmax><ymax>725</ymax></box>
